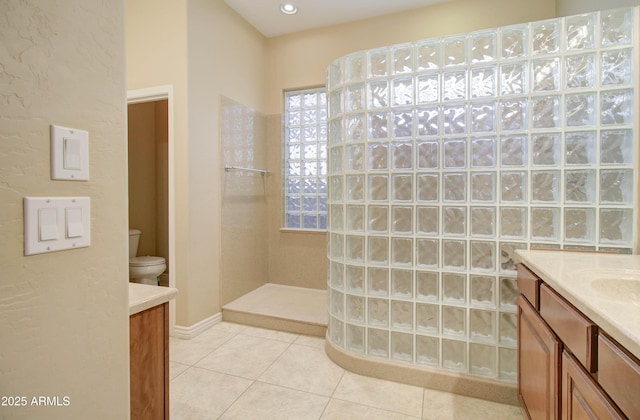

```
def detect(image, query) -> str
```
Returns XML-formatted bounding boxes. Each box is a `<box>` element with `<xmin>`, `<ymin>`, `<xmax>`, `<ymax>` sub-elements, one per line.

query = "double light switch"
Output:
<box><xmin>24</xmin><ymin>197</ymin><xmax>91</xmax><ymax>255</ymax></box>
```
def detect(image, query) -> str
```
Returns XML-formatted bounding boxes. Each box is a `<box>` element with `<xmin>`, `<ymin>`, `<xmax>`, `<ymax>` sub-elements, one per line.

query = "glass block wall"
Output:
<box><xmin>326</xmin><ymin>8</ymin><xmax>637</xmax><ymax>383</ymax></box>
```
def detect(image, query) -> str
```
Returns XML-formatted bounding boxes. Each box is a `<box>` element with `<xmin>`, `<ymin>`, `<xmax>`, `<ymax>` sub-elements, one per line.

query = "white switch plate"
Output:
<box><xmin>24</xmin><ymin>197</ymin><xmax>91</xmax><ymax>255</ymax></box>
<box><xmin>50</xmin><ymin>125</ymin><xmax>89</xmax><ymax>181</ymax></box>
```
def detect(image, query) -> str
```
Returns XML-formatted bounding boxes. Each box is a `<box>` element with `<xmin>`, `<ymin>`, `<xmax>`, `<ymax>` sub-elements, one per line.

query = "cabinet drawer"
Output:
<box><xmin>539</xmin><ymin>283</ymin><xmax>597</xmax><ymax>372</ymax></box>
<box><xmin>598</xmin><ymin>333</ymin><xmax>640</xmax><ymax>419</ymax></box>
<box><xmin>517</xmin><ymin>263</ymin><xmax>541</xmax><ymax>309</ymax></box>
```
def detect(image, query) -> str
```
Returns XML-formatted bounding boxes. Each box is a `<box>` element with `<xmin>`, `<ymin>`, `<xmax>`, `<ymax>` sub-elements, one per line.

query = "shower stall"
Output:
<box><xmin>325</xmin><ymin>7</ymin><xmax>637</xmax><ymax>392</ymax></box>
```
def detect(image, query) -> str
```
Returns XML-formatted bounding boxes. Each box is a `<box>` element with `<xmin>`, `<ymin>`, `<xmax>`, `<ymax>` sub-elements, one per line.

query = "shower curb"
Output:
<box><xmin>324</xmin><ymin>338</ymin><xmax>518</xmax><ymax>406</ymax></box>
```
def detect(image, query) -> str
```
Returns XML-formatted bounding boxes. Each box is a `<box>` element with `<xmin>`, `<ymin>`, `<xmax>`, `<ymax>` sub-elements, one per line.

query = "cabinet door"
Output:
<box><xmin>130</xmin><ymin>303</ymin><xmax>169</xmax><ymax>420</ymax></box>
<box><xmin>518</xmin><ymin>295</ymin><xmax>562</xmax><ymax>420</ymax></box>
<box><xmin>598</xmin><ymin>333</ymin><xmax>640</xmax><ymax>419</ymax></box>
<box><xmin>562</xmin><ymin>351</ymin><xmax>624</xmax><ymax>420</ymax></box>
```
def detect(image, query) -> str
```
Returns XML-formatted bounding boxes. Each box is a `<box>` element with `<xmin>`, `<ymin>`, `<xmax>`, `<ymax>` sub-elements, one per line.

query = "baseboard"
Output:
<box><xmin>171</xmin><ymin>312</ymin><xmax>221</xmax><ymax>339</ymax></box>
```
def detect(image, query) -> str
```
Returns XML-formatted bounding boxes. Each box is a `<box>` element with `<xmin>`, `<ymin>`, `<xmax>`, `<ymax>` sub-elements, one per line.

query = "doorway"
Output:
<box><xmin>127</xmin><ymin>85</ymin><xmax>175</xmax><ymax>331</ymax></box>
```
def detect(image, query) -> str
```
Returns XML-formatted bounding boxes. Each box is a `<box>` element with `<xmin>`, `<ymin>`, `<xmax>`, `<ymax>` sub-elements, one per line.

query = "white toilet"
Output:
<box><xmin>129</xmin><ymin>229</ymin><xmax>166</xmax><ymax>285</ymax></box>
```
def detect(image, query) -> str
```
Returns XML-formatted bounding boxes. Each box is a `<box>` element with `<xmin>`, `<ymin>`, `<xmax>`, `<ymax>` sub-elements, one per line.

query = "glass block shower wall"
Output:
<box><xmin>326</xmin><ymin>8</ymin><xmax>637</xmax><ymax>383</ymax></box>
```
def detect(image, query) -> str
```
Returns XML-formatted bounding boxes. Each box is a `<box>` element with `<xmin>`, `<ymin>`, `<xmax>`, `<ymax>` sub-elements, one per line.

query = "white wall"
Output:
<box><xmin>0</xmin><ymin>1</ymin><xmax>130</xmax><ymax>418</ymax></box>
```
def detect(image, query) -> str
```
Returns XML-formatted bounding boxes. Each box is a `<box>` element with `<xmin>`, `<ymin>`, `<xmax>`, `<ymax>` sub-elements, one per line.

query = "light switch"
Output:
<box><xmin>63</xmin><ymin>138</ymin><xmax>82</xmax><ymax>170</ymax></box>
<box><xmin>24</xmin><ymin>197</ymin><xmax>91</xmax><ymax>255</ymax></box>
<box><xmin>66</xmin><ymin>207</ymin><xmax>83</xmax><ymax>238</ymax></box>
<box><xmin>50</xmin><ymin>125</ymin><xmax>89</xmax><ymax>181</ymax></box>
<box><xmin>38</xmin><ymin>208</ymin><xmax>59</xmax><ymax>241</ymax></box>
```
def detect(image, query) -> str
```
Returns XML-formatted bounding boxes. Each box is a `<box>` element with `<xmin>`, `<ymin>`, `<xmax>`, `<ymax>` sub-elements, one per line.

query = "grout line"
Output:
<box><xmin>171</xmin><ymin>321</ymin><xmax>521</xmax><ymax>419</ymax></box>
<box><xmin>253</xmin><ymin>378</ymin><xmax>335</xmax><ymax>400</ymax></box>
<box><xmin>254</xmin><ymin>340</ymin><xmax>296</xmax><ymax>382</ymax></box>
<box><xmin>186</xmin><ymin>335</ymin><xmax>237</xmax><ymax>367</ymax></box>
<box><xmin>318</xmin><ymin>399</ymin><xmax>332</xmax><ymax>420</ymax></box>
<box><xmin>326</xmin><ymin>396</ymin><xmax>423</xmax><ymax>419</ymax></box>
<box><xmin>317</xmin><ymin>367</ymin><xmax>347</xmax><ymax>419</ymax></box>
<box><xmin>215</xmin><ymin>377</ymin><xmax>257</xmax><ymax>420</ymax></box>
<box><xmin>168</xmin><ymin>361</ymin><xmax>191</xmax><ymax>382</ymax></box>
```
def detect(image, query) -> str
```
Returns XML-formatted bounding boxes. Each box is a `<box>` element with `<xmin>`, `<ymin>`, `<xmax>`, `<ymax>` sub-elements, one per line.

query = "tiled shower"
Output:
<box><xmin>221</xmin><ymin>97</ymin><xmax>269</xmax><ymax>306</ymax></box>
<box><xmin>326</xmin><ymin>8</ymin><xmax>637</xmax><ymax>382</ymax></box>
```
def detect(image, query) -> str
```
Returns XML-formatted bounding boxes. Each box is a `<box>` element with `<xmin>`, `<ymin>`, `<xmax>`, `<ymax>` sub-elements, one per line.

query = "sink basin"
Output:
<box><xmin>572</xmin><ymin>269</ymin><xmax>640</xmax><ymax>303</ymax></box>
<box><xmin>591</xmin><ymin>278</ymin><xmax>640</xmax><ymax>301</ymax></box>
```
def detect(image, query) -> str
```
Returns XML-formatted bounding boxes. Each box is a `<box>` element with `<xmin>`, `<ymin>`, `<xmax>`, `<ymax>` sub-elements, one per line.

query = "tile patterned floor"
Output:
<box><xmin>170</xmin><ymin>322</ymin><xmax>523</xmax><ymax>419</ymax></box>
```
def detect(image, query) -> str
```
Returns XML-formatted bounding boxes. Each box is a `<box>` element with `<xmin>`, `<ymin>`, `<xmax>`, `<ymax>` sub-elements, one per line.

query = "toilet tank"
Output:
<box><xmin>128</xmin><ymin>229</ymin><xmax>141</xmax><ymax>258</ymax></box>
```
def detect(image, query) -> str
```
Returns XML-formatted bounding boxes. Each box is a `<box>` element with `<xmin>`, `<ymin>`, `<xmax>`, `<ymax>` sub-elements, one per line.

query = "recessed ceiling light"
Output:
<box><xmin>280</xmin><ymin>3</ymin><xmax>297</xmax><ymax>15</ymax></box>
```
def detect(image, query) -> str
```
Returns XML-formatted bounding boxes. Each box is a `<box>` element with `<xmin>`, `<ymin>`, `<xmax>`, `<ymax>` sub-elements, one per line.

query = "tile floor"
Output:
<box><xmin>170</xmin><ymin>321</ymin><xmax>523</xmax><ymax>419</ymax></box>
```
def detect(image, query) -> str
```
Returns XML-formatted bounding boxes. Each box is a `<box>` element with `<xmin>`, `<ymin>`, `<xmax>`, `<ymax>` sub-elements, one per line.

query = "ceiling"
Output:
<box><xmin>224</xmin><ymin>0</ymin><xmax>451</xmax><ymax>38</ymax></box>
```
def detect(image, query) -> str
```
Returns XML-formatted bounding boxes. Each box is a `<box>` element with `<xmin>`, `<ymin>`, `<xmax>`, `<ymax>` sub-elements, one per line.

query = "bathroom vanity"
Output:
<box><xmin>129</xmin><ymin>283</ymin><xmax>178</xmax><ymax>420</ymax></box>
<box><xmin>515</xmin><ymin>250</ymin><xmax>640</xmax><ymax>420</ymax></box>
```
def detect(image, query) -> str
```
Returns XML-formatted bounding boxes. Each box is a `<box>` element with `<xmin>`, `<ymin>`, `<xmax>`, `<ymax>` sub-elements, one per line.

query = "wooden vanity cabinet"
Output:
<box><xmin>517</xmin><ymin>264</ymin><xmax>541</xmax><ymax>309</ymax></box>
<box><xmin>130</xmin><ymin>302</ymin><xmax>169</xmax><ymax>420</ymax></box>
<box><xmin>539</xmin><ymin>283</ymin><xmax>597</xmax><ymax>373</ymax></box>
<box><xmin>516</xmin><ymin>263</ymin><xmax>639</xmax><ymax>420</ymax></box>
<box><xmin>562</xmin><ymin>351</ymin><xmax>624</xmax><ymax>420</ymax></box>
<box><xmin>518</xmin><ymin>295</ymin><xmax>561</xmax><ymax>420</ymax></box>
<box><xmin>598</xmin><ymin>333</ymin><xmax>640</xmax><ymax>419</ymax></box>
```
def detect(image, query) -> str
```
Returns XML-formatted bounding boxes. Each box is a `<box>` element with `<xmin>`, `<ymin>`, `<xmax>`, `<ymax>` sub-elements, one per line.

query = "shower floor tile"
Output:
<box><xmin>222</xmin><ymin>283</ymin><xmax>327</xmax><ymax>336</ymax></box>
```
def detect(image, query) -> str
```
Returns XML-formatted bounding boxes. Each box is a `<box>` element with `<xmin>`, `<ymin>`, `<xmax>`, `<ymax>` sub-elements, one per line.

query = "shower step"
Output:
<box><xmin>221</xmin><ymin>283</ymin><xmax>327</xmax><ymax>337</ymax></box>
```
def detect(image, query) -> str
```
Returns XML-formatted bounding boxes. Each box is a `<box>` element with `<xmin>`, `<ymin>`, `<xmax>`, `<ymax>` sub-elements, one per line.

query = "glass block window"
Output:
<box><xmin>283</xmin><ymin>88</ymin><xmax>328</xmax><ymax>230</ymax></box>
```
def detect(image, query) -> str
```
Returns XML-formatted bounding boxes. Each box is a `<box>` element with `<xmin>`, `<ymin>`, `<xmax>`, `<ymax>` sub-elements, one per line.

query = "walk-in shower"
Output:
<box><xmin>325</xmin><ymin>7</ymin><xmax>637</xmax><ymax>388</ymax></box>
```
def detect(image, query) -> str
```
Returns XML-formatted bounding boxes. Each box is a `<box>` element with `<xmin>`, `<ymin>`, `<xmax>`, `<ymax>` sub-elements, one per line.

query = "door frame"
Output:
<box><xmin>127</xmin><ymin>85</ymin><xmax>176</xmax><ymax>333</ymax></box>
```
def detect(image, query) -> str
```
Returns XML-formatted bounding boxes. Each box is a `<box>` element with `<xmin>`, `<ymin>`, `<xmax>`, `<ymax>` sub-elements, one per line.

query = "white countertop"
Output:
<box><xmin>129</xmin><ymin>283</ymin><xmax>178</xmax><ymax>315</ymax></box>
<box><xmin>515</xmin><ymin>250</ymin><xmax>640</xmax><ymax>360</ymax></box>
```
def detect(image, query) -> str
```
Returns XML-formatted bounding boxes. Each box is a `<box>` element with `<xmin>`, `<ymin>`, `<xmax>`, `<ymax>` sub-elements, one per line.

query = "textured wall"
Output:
<box><xmin>0</xmin><ymin>1</ymin><xmax>129</xmax><ymax>419</ymax></box>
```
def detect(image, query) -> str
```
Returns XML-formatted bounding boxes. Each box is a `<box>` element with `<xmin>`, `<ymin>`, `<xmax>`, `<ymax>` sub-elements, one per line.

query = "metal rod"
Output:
<box><xmin>224</xmin><ymin>165</ymin><xmax>269</xmax><ymax>175</ymax></box>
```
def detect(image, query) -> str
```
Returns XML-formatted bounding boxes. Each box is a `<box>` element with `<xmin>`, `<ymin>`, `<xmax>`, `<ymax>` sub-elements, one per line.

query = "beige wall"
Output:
<box><xmin>266</xmin><ymin>114</ymin><xmax>329</xmax><ymax>290</ymax></box>
<box><xmin>127</xmin><ymin>100</ymin><xmax>169</xmax><ymax>261</ymax></box>
<box><xmin>127</xmin><ymin>0</ymin><xmax>266</xmax><ymax>326</ymax></box>
<box><xmin>185</xmin><ymin>0</ymin><xmax>266</xmax><ymax>323</ymax></box>
<box><xmin>0</xmin><ymin>1</ymin><xmax>129</xmax><ymax>419</ymax></box>
<box><xmin>557</xmin><ymin>0</ymin><xmax>640</xmax><ymax>16</ymax></box>
<box><xmin>264</xmin><ymin>0</ymin><xmax>557</xmax><ymax>290</ymax></box>
<box><xmin>264</xmin><ymin>0</ymin><xmax>556</xmax><ymax>114</ymax></box>
<box><xmin>127</xmin><ymin>0</ymin><xmax>192</xmax><ymax>322</ymax></box>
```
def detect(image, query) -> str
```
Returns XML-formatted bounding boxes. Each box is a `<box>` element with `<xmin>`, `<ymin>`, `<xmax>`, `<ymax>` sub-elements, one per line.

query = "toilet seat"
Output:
<box><xmin>130</xmin><ymin>256</ymin><xmax>166</xmax><ymax>267</ymax></box>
